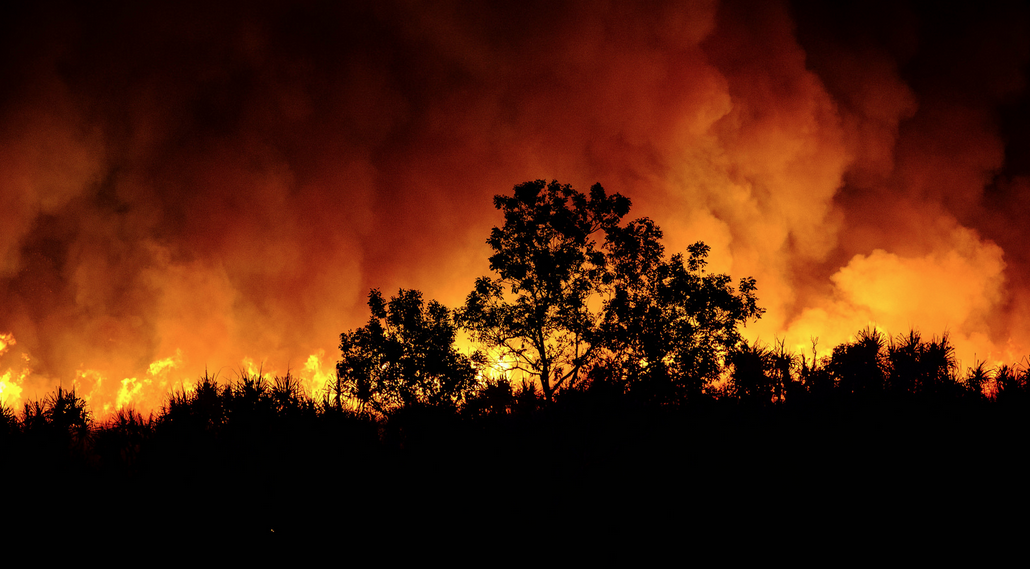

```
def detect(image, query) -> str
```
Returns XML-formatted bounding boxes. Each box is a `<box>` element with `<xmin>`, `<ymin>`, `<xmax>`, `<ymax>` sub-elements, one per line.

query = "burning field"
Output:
<box><xmin>3</xmin><ymin>0</ymin><xmax>1030</xmax><ymax>417</ymax></box>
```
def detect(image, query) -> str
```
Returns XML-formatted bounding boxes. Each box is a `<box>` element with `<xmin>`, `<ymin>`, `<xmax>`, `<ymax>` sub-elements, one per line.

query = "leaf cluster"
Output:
<box><xmin>336</xmin><ymin>288</ymin><xmax>482</xmax><ymax>415</ymax></box>
<box><xmin>598</xmin><ymin>227</ymin><xmax>764</xmax><ymax>400</ymax></box>
<box><xmin>458</xmin><ymin>181</ymin><xmax>635</xmax><ymax>400</ymax></box>
<box><xmin>459</xmin><ymin>180</ymin><xmax>764</xmax><ymax>403</ymax></box>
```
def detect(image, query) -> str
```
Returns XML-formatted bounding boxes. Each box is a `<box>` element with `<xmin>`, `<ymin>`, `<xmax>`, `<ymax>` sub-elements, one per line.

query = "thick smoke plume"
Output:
<box><xmin>2</xmin><ymin>0</ymin><xmax>1030</xmax><ymax>415</ymax></box>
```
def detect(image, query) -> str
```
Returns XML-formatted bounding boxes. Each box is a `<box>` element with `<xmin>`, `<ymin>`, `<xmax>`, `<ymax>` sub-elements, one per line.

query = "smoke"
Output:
<box><xmin>2</xmin><ymin>0</ymin><xmax>1029</xmax><ymax>414</ymax></box>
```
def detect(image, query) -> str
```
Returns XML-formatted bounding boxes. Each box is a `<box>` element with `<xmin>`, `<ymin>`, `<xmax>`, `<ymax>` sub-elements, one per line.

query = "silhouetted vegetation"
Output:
<box><xmin>336</xmin><ymin>288</ymin><xmax>483</xmax><ymax>415</ymax></box>
<box><xmin>454</xmin><ymin>180</ymin><xmax>765</xmax><ymax>409</ymax></box>
<box><xmin>6</xmin><ymin>180</ymin><xmax>1030</xmax><ymax>538</ymax></box>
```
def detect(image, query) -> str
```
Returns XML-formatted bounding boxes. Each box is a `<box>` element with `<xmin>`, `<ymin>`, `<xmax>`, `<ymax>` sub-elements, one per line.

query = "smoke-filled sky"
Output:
<box><xmin>3</xmin><ymin>0</ymin><xmax>1030</xmax><ymax>415</ymax></box>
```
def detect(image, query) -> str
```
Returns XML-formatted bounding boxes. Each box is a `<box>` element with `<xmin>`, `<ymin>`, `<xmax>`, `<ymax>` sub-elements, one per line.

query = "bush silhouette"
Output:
<box><xmin>337</xmin><ymin>288</ymin><xmax>483</xmax><ymax>415</ymax></box>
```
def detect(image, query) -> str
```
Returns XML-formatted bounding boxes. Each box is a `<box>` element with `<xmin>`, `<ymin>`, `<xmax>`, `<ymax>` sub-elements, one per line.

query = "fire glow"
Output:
<box><xmin>2</xmin><ymin>1</ymin><xmax>1030</xmax><ymax>417</ymax></box>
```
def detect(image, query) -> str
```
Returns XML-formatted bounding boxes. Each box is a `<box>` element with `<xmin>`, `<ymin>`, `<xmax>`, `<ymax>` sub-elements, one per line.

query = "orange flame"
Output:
<box><xmin>1</xmin><ymin>2</ymin><xmax>1030</xmax><ymax>416</ymax></box>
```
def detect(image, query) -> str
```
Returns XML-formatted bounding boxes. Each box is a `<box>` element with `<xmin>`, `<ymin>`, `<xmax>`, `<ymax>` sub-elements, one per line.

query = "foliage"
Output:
<box><xmin>462</xmin><ymin>377</ymin><xmax>540</xmax><ymax>418</ymax></box>
<box><xmin>965</xmin><ymin>360</ymin><xmax>990</xmax><ymax>399</ymax></box>
<box><xmin>163</xmin><ymin>371</ymin><xmax>225</xmax><ymax>433</ymax></box>
<box><xmin>994</xmin><ymin>363</ymin><xmax>1030</xmax><ymax>403</ymax></box>
<box><xmin>821</xmin><ymin>328</ymin><xmax>963</xmax><ymax>399</ymax></box>
<box><xmin>797</xmin><ymin>341</ymin><xmax>834</xmax><ymax>400</ymax></box>
<box><xmin>827</xmin><ymin>327</ymin><xmax>887</xmax><ymax>397</ymax></box>
<box><xmin>458</xmin><ymin>180</ymin><xmax>630</xmax><ymax>403</ymax></box>
<box><xmin>598</xmin><ymin>228</ymin><xmax>764</xmax><ymax>401</ymax></box>
<box><xmin>270</xmin><ymin>373</ymin><xmax>313</xmax><ymax>418</ymax></box>
<box><xmin>0</xmin><ymin>400</ymin><xmax>17</xmax><ymax>437</ymax></box>
<box><xmin>458</xmin><ymin>180</ymin><xmax>763</xmax><ymax>403</ymax></box>
<box><xmin>886</xmin><ymin>331</ymin><xmax>957</xmax><ymax>396</ymax></box>
<box><xmin>22</xmin><ymin>386</ymin><xmax>92</xmax><ymax>445</ymax></box>
<box><xmin>92</xmin><ymin>408</ymin><xmax>154</xmax><ymax>474</ymax></box>
<box><xmin>729</xmin><ymin>342</ymin><xmax>775</xmax><ymax>405</ymax></box>
<box><xmin>336</xmin><ymin>288</ymin><xmax>483</xmax><ymax>415</ymax></box>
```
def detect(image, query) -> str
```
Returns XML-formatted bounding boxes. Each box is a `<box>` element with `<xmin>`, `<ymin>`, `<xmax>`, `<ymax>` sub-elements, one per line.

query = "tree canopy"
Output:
<box><xmin>332</xmin><ymin>180</ymin><xmax>766</xmax><ymax>412</ymax></box>
<box><xmin>597</xmin><ymin>227</ymin><xmax>764</xmax><ymax>401</ymax></box>
<box><xmin>335</xmin><ymin>288</ymin><xmax>482</xmax><ymax>415</ymax></box>
<box><xmin>458</xmin><ymin>179</ymin><xmax>764</xmax><ymax>403</ymax></box>
<box><xmin>456</xmin><ymin>180</ymin><xmax>627</xmax><ymax>402</ymax></box>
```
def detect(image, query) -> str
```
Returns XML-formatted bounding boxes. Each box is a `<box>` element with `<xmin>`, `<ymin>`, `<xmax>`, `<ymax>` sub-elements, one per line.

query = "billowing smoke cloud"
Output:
<box><xmin>2</xmin><ymin>0</ymin><xmax>1029</xmax><ymax>414</ymax></box>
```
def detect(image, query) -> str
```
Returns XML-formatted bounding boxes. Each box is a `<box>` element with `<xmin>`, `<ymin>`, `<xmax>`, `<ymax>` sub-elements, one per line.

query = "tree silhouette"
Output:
<box><xmin>162</xmin><ymin>370</ymin><xmax>225</xmax><ymax>434</ymax></box>
<box><xmin>797</xmin><ymin>339</ymin><xmax>832</xmax><ymax>401</ymax></box>
<box><xmin>827</xmin><ymin>327</ymin><xmax>887</xmax><ymax>397</ymax></box>
<box><xmin>459</xmin><ymin>180</ymin><xmax>763</xmax><ymax>404</ymax></box>
<box><xmin>964</xmin><ymin>360</ymin><xmax>990</xmax><ymax>400</ymax></box>
<box><xmin>993</xmin><ymin>363</ymin><xmax>1029</xmax><ymax>403</ymax></box>
<box><xmin>598</xmin><ymin>230</ymin><xmax>763</xmax><ymax>401</ymax></box>
<box><xmin>770</xmin><ymin>340</ymin><xmax>796</xmax><ymax>403</ymax></box>
<box><xmin>458</xmin><ymin>180</ymin><xmax>631</xmax><ymax>403</ymax></box>
<box><xmin>337</xmin><ymin>288</ymin><xmax>483</xmax><ymax>415</ymax></box>
<box><xmin>730</xmin><ymin>341</ymin><xmax>777</xmax><ymax>405</ymax></box>
<box><xmin>22</xmin><ymin>386</ymin><xmax>92</xmax><ymax>450</ymax></box>
<box><xmin>92</xmin><ymin>408</ymin><xmax>154</xmax><ymax>476</ymax></box>
<box><xmin>0</xmin><ymin>400</ymin><xmax>16</xmax><ymax>442</ymax></box>
<box><xmin>884</xmin><ymin>331</ymin><xmax>960</xmax><ymax>397</ymax></box>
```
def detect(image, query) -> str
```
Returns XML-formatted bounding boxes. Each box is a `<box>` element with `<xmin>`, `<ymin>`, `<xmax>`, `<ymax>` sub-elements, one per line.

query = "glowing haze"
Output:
<box><xmin>2</xmin><ymin>0</ymin><xmax>1030</xmax><ymax>416</ymax></box>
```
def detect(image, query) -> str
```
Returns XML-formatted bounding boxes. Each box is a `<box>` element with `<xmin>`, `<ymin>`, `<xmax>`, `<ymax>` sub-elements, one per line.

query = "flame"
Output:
<box><xmin>1</xmin><ymin>2</ymin><xmax>1030</xmax><ymax>416</ymax></box>
<box><xmin>148</xmin><ymin>351</ymin><xmax>182</xmax><ymax>378</ymax></box>
<box><xmin>109</xmin><ymin>350</ymin><xmax>185</xmax><ymax>413</ymax></box>
<box><xmin>116</xmin><ymin>377</ymin><xmax>143</xmax><ymax>412</ymax></box>
<box><xmin>0</xmin><ymin>369</ymin><xmax>26</xmax><ymax>408</ymax></box>
<box><xmin>302</xmin><ymin>350</ymin><xmax>335</xmax><ymax>401</ymax></box>
<box><xmin>241</xmin><ymin>357</ymin><xmax>262</xmax><ymax>378</ymax></box>
<box><xmin>0</xmin><ymin>333</ymin><xmax>30</xmax><ymax>410</ymax></box>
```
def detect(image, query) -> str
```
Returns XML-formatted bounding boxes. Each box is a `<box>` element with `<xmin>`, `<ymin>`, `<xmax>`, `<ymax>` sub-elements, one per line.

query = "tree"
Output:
<box><xmin>827</xmin><ymin>327</ymin><xmax>887</xmax><ymax>397</ymax></box>
<box><xmin>458</xmin><ymin>179</ymin><xmax>763</xmax><ymax>404</ymax></box>
<box><xmin>886</xmin><ymin>330</ymin><xmax>959</xmax><ymax>397</ymax></box>
<box><xmin>729</xmin><ymin>341</ymin><xmax>776</xmax><ymax>405</ymax></box>
<box><xmin>457</xmin><ymin>180</ymin><xmax>630</xmax><ymax>403</ymax></box>
<box><xmin>964</xmin><ymin>360</ymin><xmax>990</xmax><ymax>400</ymax></box>
<box><xmin>336</xmin><ymin>288</ymin><xmax>482</xmax><ymax>415</ymax></box>
<box><xmin>597</xmin><ymin>228</ymin><xmax>764</xmax><ymax>401</ymax></box>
